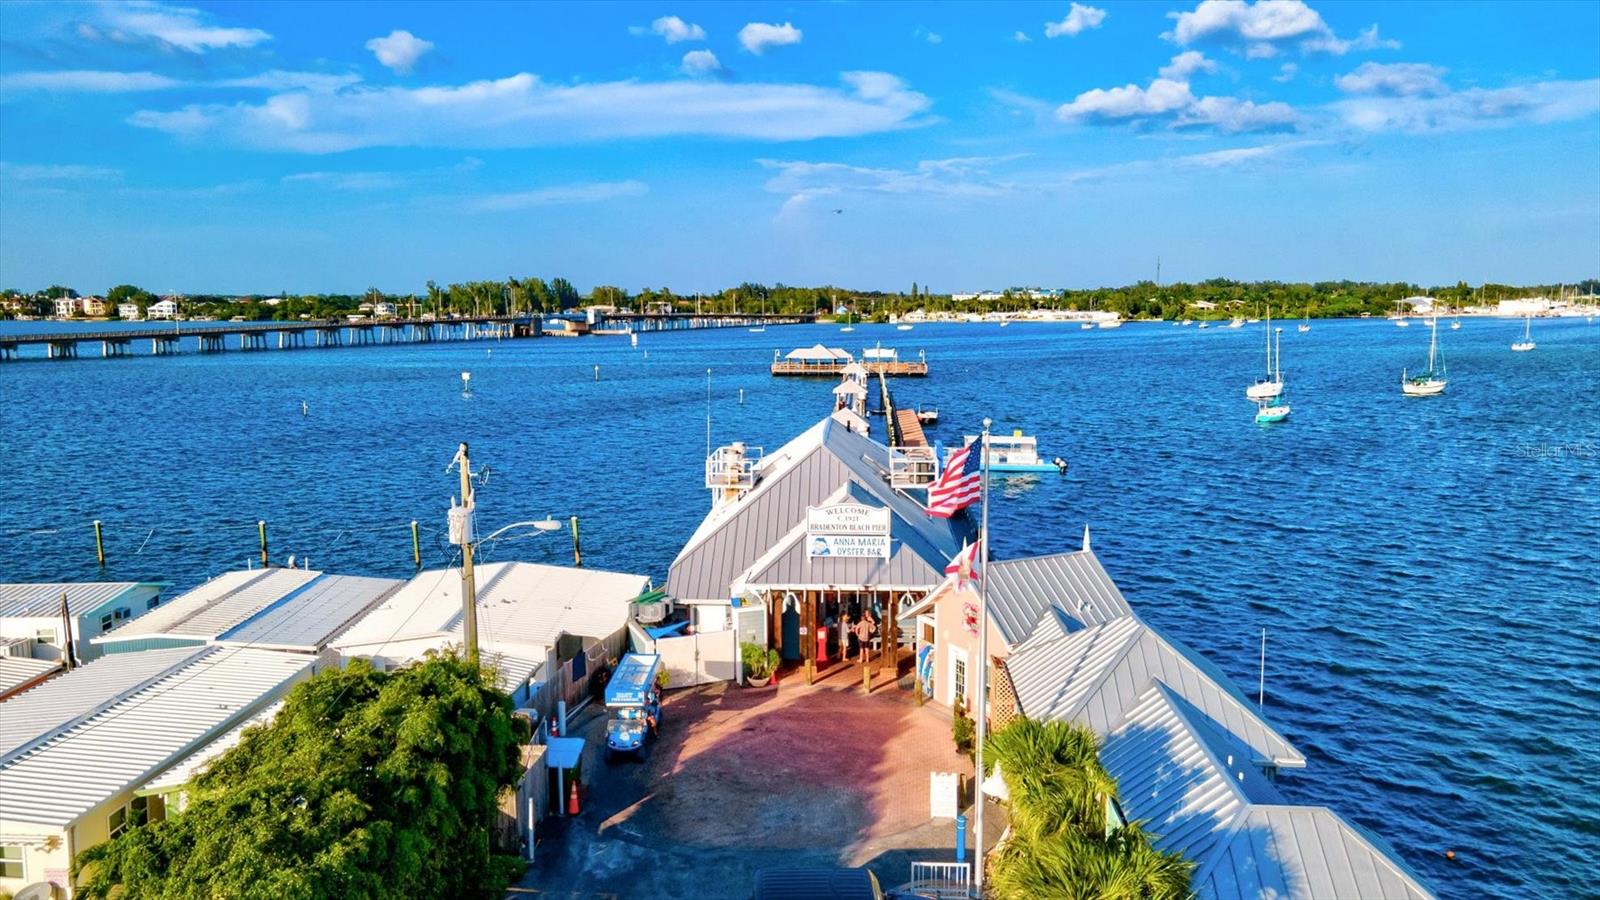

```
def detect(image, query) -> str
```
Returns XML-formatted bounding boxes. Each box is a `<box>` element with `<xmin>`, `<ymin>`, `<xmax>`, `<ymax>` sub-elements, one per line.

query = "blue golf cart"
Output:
<box><xmin>604</xmin><ymin>653</ymin><xmax>661</xmax><ymax>761</ymax></box>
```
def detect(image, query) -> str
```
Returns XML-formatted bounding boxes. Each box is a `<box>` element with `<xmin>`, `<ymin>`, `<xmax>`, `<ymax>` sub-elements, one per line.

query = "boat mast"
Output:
<box><xmin>1428</xmin><ymin>318</ymin><xmax>1438</xmax><ymax>373</ymax></box>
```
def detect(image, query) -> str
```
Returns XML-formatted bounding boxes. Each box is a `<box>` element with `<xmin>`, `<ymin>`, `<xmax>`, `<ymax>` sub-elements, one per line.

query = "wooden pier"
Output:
<box><xmin>771</xmin><ymin>344</ymin><xmax>928</xmax><ymax>377</ymax></box>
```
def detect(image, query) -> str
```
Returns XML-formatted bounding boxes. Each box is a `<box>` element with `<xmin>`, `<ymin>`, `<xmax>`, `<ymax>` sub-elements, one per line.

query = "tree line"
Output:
<box><xmin>4</xmin><ymin>276</ymin><xmax>1594</xmax><ymax>322</ymax></box>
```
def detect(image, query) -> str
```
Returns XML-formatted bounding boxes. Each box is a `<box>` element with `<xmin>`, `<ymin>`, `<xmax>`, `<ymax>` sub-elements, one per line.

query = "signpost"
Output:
<box><xmin>805</xmin><ymin>503</ymin><xmax>891</xmax><ymax>558</ymax></box>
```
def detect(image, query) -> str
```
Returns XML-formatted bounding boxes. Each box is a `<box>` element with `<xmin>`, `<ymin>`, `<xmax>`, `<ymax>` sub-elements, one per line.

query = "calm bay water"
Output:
<box><xmin>2</xmin><ymin>317</ymin><xmax>1597</xmax><ymax>896</ymax></box>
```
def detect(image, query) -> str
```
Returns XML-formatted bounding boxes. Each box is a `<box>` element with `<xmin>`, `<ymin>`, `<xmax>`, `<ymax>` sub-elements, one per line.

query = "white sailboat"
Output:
<box><xmin>1297</xmin><ymin>310</ymin><xmax>1310</xmax><ymax>333</ymax></box>
<box><xmin>1511</xmin><ymin>315</ymin><xmax>1535</xmax><ymax>352</ymax></box>
<box><xmin>1254</xmin><ymin>329</ymin><xmax>1291</xmax><ymax>423</ymax></box>
<box><xmin>1390</xmin><ymin>298</ymin><xmax>1409</xmax><ymax>327</ymax></box>
<box><xmin>1247</xmin><ymin>308</ymin><xmax>1283</xmax><ymax>400</ymax></box>
<box><xmin>1401</xmin><ymin>317</ymin><xmax>1448</xmax><ymax>396</ymax></box>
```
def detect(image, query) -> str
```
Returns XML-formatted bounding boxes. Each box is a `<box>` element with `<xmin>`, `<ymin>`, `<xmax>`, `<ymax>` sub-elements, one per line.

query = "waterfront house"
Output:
<box><xmin>91</xmin><ymin>568</ymin><xmax>400</xmax><ymax>668</ymax></box>
<box><xmin>0</xmin><ymin>646</ymin><xmax>312</xmax><ymax>898</ymax></box>
<box><xmin>0</xmin><ymin>582</ymin><xmax>165</xmax><ymax>665</ymax></box>
<box><xmin>52</xmin><ymin>297</ymin><xmax>81</xmax><ymax>318</ymax></box>
<box><xmin>330</xmin><ymin>561</ymin><xmax>650</xmax><ymax>715</ymax></box>
<box><xmin>116</xmin><ymin>302</ymin><xmax>140</xmax><ymax>320</ymax></box>
<box><xmin>145</xmin><ymin>298</ymin><xmax>179</xmax><ymax>320</ymax></box>
<box><xmin>666</xmin><ymin>414</ymin><xmax>974</xmax><ymax>685</ymax></box>
<box><xmin>79</xmin><ymin>297</ymin><xmax>106</xmax><ymax>316</ymax></box>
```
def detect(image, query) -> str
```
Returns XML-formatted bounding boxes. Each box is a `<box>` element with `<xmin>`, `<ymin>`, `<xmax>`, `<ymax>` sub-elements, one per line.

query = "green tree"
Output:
<box><xmin>74</xmin><ymin>652</ymin><xmax>524</xmax><ymax>899</ymax></box>
<box><xmin>983</xmin><ymin>718</ymin><xmax>1193</xmax><ymax>900</ymax></box>
<box><xmin>549</xmin><ymin>277</ymin><xmax>580</xmax><ymax>310</ymax></box>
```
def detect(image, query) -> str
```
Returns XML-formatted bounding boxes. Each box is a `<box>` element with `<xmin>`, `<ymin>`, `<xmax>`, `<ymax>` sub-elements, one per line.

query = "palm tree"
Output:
<box><xmin>984</xmin><ymin>719</ymin><xmax>1193</xmax><ymax>900</ymax></box>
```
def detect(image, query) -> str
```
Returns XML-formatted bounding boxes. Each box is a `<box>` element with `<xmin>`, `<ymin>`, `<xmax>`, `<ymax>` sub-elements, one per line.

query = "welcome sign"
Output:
<box><xmin>806</xmin><ymin>503</ymin><xmax>891</xmax><ymax>558</ymax></box>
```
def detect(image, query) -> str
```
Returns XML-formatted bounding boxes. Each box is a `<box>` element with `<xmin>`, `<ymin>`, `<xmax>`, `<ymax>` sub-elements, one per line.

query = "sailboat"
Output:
<box><xmin>1247</xmin><ymin>308</ymin><xmax>1283</xmax><ymax>400</ymax></box>
<box><xmin>1401</xmin><ymin>317</ymin><xmax>1448</xmax><ymax>396</ymax></box>
<box><xmin>1450</xmin><ymin>316</ymin><xmax>1461</xmax><ymax>330</ymax></box>
<box><xmin>1511</xmin><ymin>315</ymin><xmax>1535</xmax><ymax>352</ymax></box>
<box><xmin>1254</xmin><ymin>329</ymin><xmax>1289</xmax><ymax>423</ymax></box>
<box><xmin>1297</xmin><ymin>310</ymin><xmax>1310</xmax><ymax>333</ymax></box>
<box><xmin>1390</xmin><ymin>298</ymin><xmax>1409</xmax><ymax>327</ymax></box>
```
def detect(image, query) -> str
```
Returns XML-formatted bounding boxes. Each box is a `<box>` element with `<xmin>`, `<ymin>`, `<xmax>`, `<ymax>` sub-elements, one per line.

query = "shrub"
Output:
<box><xmin>952</xmin><ymin>698</ymin><xmax>975</xmax><ymax>758</ymax></box>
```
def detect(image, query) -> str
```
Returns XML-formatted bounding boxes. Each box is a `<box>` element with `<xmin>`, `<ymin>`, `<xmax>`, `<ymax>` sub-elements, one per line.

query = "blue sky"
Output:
<box><xmin>1</xmin><ymin>1</ymin><xmax>1597</xmax><ymax>295</ymax></box>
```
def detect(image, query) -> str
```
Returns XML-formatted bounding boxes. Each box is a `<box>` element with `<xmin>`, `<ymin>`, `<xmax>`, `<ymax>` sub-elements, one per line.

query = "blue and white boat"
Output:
<box><xmin>942</xmin><ymin>430</ymin><xmax>1066</xmax><ymax>474</ymax></box>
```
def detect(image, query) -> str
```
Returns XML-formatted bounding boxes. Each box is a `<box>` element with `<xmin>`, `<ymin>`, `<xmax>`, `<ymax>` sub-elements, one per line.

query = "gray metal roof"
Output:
<box><xmin>1103</xmin><ymin>683</ymin><xmax>1432</xmax><ymax>900</ymax></box>
<box><xmin>1005</xmin><ymin>616</ymin><xmax>1305</xmax><ymax>769</ymax></box>
<box><xmin>219</xmin><ymin>574</ymin><xmax>403</xmax><ymax>651</ymax></box>
<box><xmin>985</xmin><ymin>550</ymin><xmax>1135</xmax><ymax>647</ymax></box>
<box><xmin>0</xmin><ymin>656</ymin><xmax>64</xmax><ymax>697</ymax></box>
<box><xmin>0</xmin><ymin>647</ymin><xmax>207</xmax><ymax>759</ymax></box>
<box><xmin>0</xmin><ymin>646</ymin><xmax>312</xmax><ymax>827</ymax></box>
<box><xmin>1196</xmin><ymin>805</ymin><xmax>1434</xmax><ymax>900</ymax></box>
<box><xmin>0</xmin><ymin>582</ymin><xmax>160</xmax><ymax>618</ymax></box>
<box><xmin>667</xmin><ymin>417</ymin><xmax>972</xmax><ymax>601</ymax></box>
<box><xmin>95</xmin><ymin>568</ymin><xmax>319</xmax><ymax>644</ymax></box>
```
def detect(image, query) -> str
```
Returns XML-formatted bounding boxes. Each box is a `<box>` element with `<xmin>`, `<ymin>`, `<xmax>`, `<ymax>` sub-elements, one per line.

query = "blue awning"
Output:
<box><xmin>545</xmin><ymin>736</ymin><xmax>585</xmax><ymax>770</ymax></box>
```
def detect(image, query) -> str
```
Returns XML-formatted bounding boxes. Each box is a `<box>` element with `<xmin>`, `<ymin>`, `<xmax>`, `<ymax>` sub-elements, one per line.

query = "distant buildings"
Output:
<box><xmin>951</xmin><ymin>289</ymin><xmax>1059</xmax><ymax>302</ymax></box>
<box><xmin>145</xmin><ymin>298</ymin><xmax>180</xmax><ymax>320</ymax></box>
<box><xmin>53</xmin><ymin>297</ymin><xmax>79</xmax><ymax>318</ymax></box>
<box><xmin>0</xmin><ymin>582</ymin><xmax>165</xmax><ymax>667</ymax></box>
<box><xmin>1497</xmin><ymin>297</ymin><xmax>1550</xmax><ymax>316</ymax></box>
<box><xmin>117</xmin><ymin>302</ymin><xmax>141</xmax><ymax>320</ymax></box>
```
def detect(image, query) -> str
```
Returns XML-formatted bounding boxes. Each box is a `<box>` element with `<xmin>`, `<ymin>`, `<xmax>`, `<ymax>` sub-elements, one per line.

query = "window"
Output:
<box><xmin>114</xmin><ymin>606</ymin><xmax>131</xmax><ymax>621</ymax></box>
<box><xmin>35</xmin><ymin>628</ymin><xmax>55</xmax><ymax>645</ymax></box>
<box><xmin>101</xmin><ymin>614</ymin><xmax>114</xmax><ymax>631</ymax></box>
<box><xmin>147</xmin><ymin>596</ymin><xmax>161</xmax><ymax>610</ymax></box>
<box><xmin>952</xmin><ymin>652</ymin><xmax>969</xmax><ymax>709</ymax></box>
<box><xmin>109</xmin><ymin>805</ymin><xmax>127</xmax><ymax>838</ymax></box>
<box><xmin>1</xmin><ymin>844</ymin><xmax>23</xmax><ymax>879</ymax></box>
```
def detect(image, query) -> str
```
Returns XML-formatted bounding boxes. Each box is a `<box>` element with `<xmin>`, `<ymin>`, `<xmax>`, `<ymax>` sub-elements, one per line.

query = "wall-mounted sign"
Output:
<box><xmin>806</xmin><ymin>503</ymin><xmax>891</xmax><ymax>558</ymax></box>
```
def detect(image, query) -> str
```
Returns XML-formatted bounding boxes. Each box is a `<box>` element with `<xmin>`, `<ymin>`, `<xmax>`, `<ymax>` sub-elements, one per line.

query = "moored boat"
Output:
<box><xmin>1402</xmin><ymin>318</ymin><xmax>1448</xmax><ymax>396</ymax></box>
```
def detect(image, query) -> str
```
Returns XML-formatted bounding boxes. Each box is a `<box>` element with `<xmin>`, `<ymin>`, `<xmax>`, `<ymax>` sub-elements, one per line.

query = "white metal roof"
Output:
<box><xmin>218</xmin><ymin>574</ymin><xmax>402</xmax><ymax>651</ymax></box>
<box><xmin>94</xmin><ymin>568</ymin><xmax>319</xmax><ymax>644</ymax></box>
<box><xmin>1004</xmin><ymin>615</ymin><xmax>1304</xmax><ymax>769</ymax></box>
<box><xmin>0</xmin><ymin>582</ymin><xmax>158</xmax><ymax>618</ymax></box>
<box><xmin>984</xmin><ymin>550</ymin><xmax>1135</xmax><ymax>647</ymax></box>
<box><xmin>331</xmin><ymin>562</ymin><xmax>648</xmax><ymax>653</ymax></box>
<box><xmin>138</xmin><ymin>701</ymin><xmax>283</xmax><ymax>795</ymax></box>
<box><xmin>1103</xmin><ymin>683</ymin><xmax>1432</xmax><ymax>900</ymax></box>
<box><xmin>785</xmin><ymin>344</ymin><xmax>852</xmax><ymax>361</ymax></box>
<box><xmin>0</xmin><ymin>656</ymin><xmax>64</xmax><ymax>697</ymax></box>
<box><xmin>0</xmin><ymin>646</ymin><xmax>312</xmax><ymax>826</ymax></box>
<box><xmin>0</xmin><ymin>647</ymin><xmax>207</xmax><ymax>758</ymax></box>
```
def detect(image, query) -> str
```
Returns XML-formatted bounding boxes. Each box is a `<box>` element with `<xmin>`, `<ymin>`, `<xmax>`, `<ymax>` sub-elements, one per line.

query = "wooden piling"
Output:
<box><xmin>93</xmin><ymin>519</ymin><xmax>105</xmax><ymax>567</ymax></box>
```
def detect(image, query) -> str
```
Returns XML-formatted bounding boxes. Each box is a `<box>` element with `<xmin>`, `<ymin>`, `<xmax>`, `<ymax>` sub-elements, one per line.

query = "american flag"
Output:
<box><xmin>927</xmin><ymin>440</ymin><xmax>983</xmax><ymax>518</ymax></box>
<box><xmin>945</xmin><ymin>537</ymin><xmax>983</xmax><ymax>588</ymax></box>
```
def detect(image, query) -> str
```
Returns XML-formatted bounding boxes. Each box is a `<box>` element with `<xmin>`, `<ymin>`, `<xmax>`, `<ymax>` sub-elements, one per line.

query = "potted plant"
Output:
<box><xmin>741</xmin><ymin>641</ymin><xmax>779</xmax><ymax>687</ymax></box>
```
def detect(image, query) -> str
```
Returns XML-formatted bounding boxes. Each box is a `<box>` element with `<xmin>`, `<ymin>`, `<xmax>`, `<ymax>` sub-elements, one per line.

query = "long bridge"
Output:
<box><xmin>0</xmin><ymin>311</ymin><xmax>814</xmax><ymax>361</ymax></box>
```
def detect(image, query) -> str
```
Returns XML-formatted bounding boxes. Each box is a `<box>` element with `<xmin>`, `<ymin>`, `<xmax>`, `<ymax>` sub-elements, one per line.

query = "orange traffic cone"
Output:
<box><xmin>567</xmin><ymin>779</ymin><xmax>581</xmax><ymax>815</ymax></box>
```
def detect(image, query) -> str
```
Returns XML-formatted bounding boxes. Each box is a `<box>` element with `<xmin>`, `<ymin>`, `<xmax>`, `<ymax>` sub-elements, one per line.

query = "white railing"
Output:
<box><xmin>890</xmin><ymin>445</ymin><xmax>938</xmax><ymax>488</ymax></box>
<box><xmin>899</xmin><ymin>861</ymin><xmax>971</xmax><ymax>898</ymax></box>
<box><xmin>705</xmin><ymin>444</ymin><xmax>763</xmax><ymax>492</ymax></box>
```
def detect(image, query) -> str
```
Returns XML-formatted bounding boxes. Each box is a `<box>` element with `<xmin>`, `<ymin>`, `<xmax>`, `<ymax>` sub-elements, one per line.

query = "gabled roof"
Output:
<box><xmin>1005</xmin><ymin>616</ymin><xmax>1304</xmax><ymax>769</ymax></box>
<box><xmin>1196</xmin><ymin>805</ymin><xmax>1433</xmax><ymax>900</ymax></box>
<box><xmin>785</xmin><ymin>344</ymin><xmax>852</xmax><ymax>361</ymax></box>
<box><xmin>0</xmin><ymin>656</ymin><xmax>64</xmax><ymax>698</ymax></box>
<box><xmin>0</xmin><ymin>647</ymin><xmax>207</xmax><ymax>758</ymax></box>
<box><xmin>986</xmin><ymin>550</ymin><xmax>1135</xmax><ymax>647</ymax></box>
<box><xmin>738</xmin><ymin>482</ymin><xmax>954</xmax><ymax>591</ymax></box>
<box><xmin>1103</xmin><ymin>683</ymin><xmax>1432</xmax><ymax>900</ymax></box>
<box><xmin>95</xmin><ymin>569</ymin><xmax>319</xmax><ymax>644</ymax></box>
<box><xmin>0</xmin><ymin>581</ymin><xmax>161</xmax><ymax>618</ymax></box>
<box><xmin>0</xmin><ymin>646</ymin><xmax>312</xmax><ymax>827</ymax></box>
<box><xmin>666</xmin><ymin>416</ymin><xmax>973</xmax><ymax>601</ymax></box>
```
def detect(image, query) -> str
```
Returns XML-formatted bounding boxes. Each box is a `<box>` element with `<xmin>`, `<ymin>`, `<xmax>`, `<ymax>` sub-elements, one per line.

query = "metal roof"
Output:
<box><xmin>0</xmin><ymin>646</ymin><xmax>312</xmax><ymax>826</ymax></box>
<box><xmin>1103</xmin><ymin>683</ymin><xmax>1432</xmax><ymax>900</ymax></box>
<box><xmin>0</xmin><ymin>656</ymin><xmax>64</xmax><ymax>697</ymax></box>
<box><xmin>1005</xmin><ymin>616</ymin><xmax>1305</xmax><ymax>769</ymax></box>
<box><xmin>218</xmin><ymin>574</ymin><xmax>402</xmax><ymax>651</ymax></box>
<box><xmin>0</xmin><ymin>646</ymin><xmax>208</xmax><ymax>758</ymax></box>
<box><xmin>0</xmin><ymin>582</ymin><xmax>159</xmax><ymax>618</ymax></box>
<box><xmin>981</xmin><ymin>551</ymin><xmax>1135</xmax><ymax>647</ymax></box>
<box><xmin>667</xmin><ymin>417</ymin><xmax>972</xmax><ymax>601</ymax></box>
<box><xmin>785</xmin><ymin>344</ymin><xmax>852</xmax><ymax>361</ymax></box>
<box><xmin>95</xmin><ymin>569</ymin><xmax>319</xmax><ymax>644</ymax></box>
<box><xmin>1196</xmin><ymin>805</ymin><xmax>1434</xmax><ymax>900</ymax></box>
<box><xmin>332</xmin><ymin>561</ymin><xmax>648</xmax><ymax>652</ymax></box>
<box><xmin>138</xmin><ymin>701</ymin><xmax>283</xmax><ymax>795</ymax></box>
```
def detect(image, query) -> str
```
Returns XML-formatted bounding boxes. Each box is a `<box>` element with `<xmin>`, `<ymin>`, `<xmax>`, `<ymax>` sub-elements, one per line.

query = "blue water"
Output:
<box><xmin>2</xmin><ymin>317</ymin><xmax>1597</xmax><ymax>896</ymax></box>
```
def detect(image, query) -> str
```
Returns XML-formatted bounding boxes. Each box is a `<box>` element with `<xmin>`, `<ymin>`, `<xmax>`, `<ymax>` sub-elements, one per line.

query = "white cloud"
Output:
<box><xmin>0</xmin><ymin>70</ymin><xmax>181</xmax><ymax>92</ymax></box>
<box><xmin>1165</xmin><ymin>1</ymin><xmax>1395</xmax><ymax>57</ymax></box>
<box><xmin>1335</xmin><ymin>62</ymin><xmax>1447</xmax><ymax>97</ymax></box>
<box><xmin>127</xmin><ymin>70</ymin><xmax>932</xmax><ymax>151</ymax></box>
<box><xmin>0</xmin><ymin>162</ymin><xmax>122</xmax><ymax>181</ymax></box>
<box><xmin>366</xmin><ymin>30</ymin><xmax>434</xmax><ymax>74</ymax></box>
<box><xmin>915</xmin><ymin>28</ymin><xmax>943</xmax><ymax>44</ymax></box>
<box><xmin>1159</xmin><ymin>51</ymin><xmax>1217</xmax><ymax>80</ymax></box>
<box><xmin>468</xmin><ymin>180</ymin><xmax>648</xmax><ymax>212</ymax></box>
<box><xmin>1273</xmin><ymin>62</ymin><xmax>1299</xmax><ymax>82</ymax></box>
<box><xmin>1056</xmin><ymin>69</ymin><xmax>1300</xmax><ymax>133</ymax></box>
<box><xmin>1014</xmin><ymin>31</ymin><xmax>1032</xmax><ymax>43</ymax></box>
<box><xmin>1056</xmin><ymin>78</ymin><xmax>1196</xmax><ymax>121</ymax></box>
<box><xmin>681</xmin><ymin>50</ymin><xmax>721</xmax><ymax>76</ymax></box>
<box><xmin>1045</xmin><ymin>3</ymin><xmax>1108</xmax><ymax>38</ymax></box>
<box><xmin>739</xmin><ymin>21</ymin><xmax>802</xmax><ymax>54</ymax></box>
<box><xmin>1178</xmin><ymin>96</ymin><xmax>1300</xmax><ymax>132</ymax></box>
<box><xmin>636</xmin><ymin>16</ymin><xmax>706</xmax><ymax>43</ymax></box>
<box><xmin>96</xmin><ymin>1</ymin><xmax>270</xmax><ymax>52</ymax></box>
<box><xmin>216</xmin><ymin>71</ymin><xmax>361</xmax><ymax>92</ymax></box>
<box><xmin>761</xmin><ymin>154</ymin><xmax>1026</xmax><ymax>201</ymax></box>
<box><xmin>1332</xmin><ymin>78</ymin><xmax>1600</xmax><ymax>133</ymax></box>
<box><xmin>281</xmin><ymin>170</ymin><xmax>406</xmax><ymax>191</ymax></box>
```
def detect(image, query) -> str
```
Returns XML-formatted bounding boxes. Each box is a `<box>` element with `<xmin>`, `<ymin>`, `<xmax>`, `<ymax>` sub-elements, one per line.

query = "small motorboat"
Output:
<box><xmin>897</xmin><ymin>324</ymin><xmax>914</xmax><ymax>331</ymax></box>
<box><xmin>948</xmin><ymin>430</ymin><xmax>1066</xmax><ymax>474</ymax></box>
<box><xmin>1227</xmin><ymin>318</ymin><xmax>1244</xmax><ymax>328</ymax></box>
<box><xmin>748</xmin><ymin>326</ymin><xmax>766</xmax><ymax>333</ymax></box>
<box><xmin>1080</xmin><ymin>322</ymin><xmax>1094</xmax><ymax>330</ymax></box>
<box><xmin>916</xmin><ymin>407</ymin><xmax>939</xmax><ymax>426</ymax></box>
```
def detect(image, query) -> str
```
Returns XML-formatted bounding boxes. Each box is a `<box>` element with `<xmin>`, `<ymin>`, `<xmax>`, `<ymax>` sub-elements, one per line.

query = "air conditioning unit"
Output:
<box><xmin>1</xmin><ymin>637</ymin><xmax>35</xmax><ymax>658</ymax></box>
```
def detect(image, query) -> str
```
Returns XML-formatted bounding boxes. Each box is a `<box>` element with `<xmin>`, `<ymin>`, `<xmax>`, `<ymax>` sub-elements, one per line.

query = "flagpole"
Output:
<box><xmin>973</xmin><ymin>417</ymin><xmax>991</xmax><ymax>897</ymax></box>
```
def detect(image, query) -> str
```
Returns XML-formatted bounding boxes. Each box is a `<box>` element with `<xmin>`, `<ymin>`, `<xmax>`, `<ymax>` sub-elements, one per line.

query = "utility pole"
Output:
<box><xmin>451</xmin><ymin>442</ymin><xmax>480</xmax><ymax>664</ymax></box>
<box><xmin>973</xmin><ymin>417</ymin><xmax>992</xmax><ymax>896</ymax></box>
